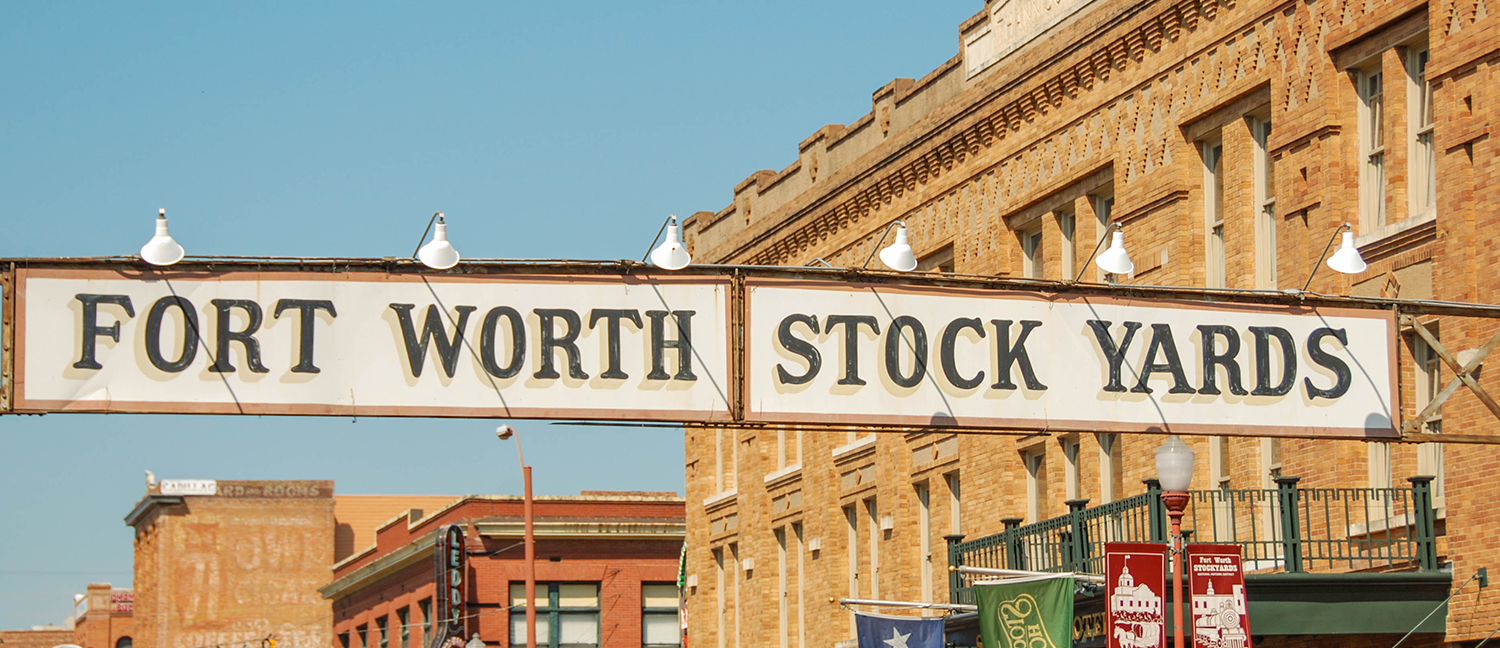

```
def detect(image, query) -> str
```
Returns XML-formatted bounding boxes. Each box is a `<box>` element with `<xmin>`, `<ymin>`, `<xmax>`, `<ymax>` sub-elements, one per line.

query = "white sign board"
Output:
<box><xmin>14</xmin><ymin>269</ymin><xmax>733</xmax><ymax>421</ymax></box>
<box><xmin>745</xmin><ymin>280</ymin><xmax>1396</xmax><ymax>438</ymax></box>
<box><xmin>160</xmin><ymin>479</ymin><xmax>218</xmax><ymax>496</ymax></box>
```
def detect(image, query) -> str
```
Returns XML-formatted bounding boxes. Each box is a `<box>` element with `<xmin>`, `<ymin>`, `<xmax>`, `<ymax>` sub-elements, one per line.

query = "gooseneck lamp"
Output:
<box><xmin>862</xmin><ymin>220</ymin><xmax>918</xmax><ymax>272</ymax></box>
<box><xmin>648</xmin><ymin>215</ymin><xmax>692</xmax><ymax>270</ymax></box>
<box><xmin>1299</xmin><ymin>222</ymin><xmax>1367</xmax><ymax>292</ymax></box>
<box><xmin>140</xmin><ymin>208</ymin><xmax>186</xmax><ymax>266</ymax></box>
<box><xmin>416</xmin><ymin>212</ymin><xmax>461</xmax><ymax>270</ymax></box>
<box><xmin>1075</xmin><ymin>222</ymin><xmax>1134</xmax><ymax>281</ymax></box>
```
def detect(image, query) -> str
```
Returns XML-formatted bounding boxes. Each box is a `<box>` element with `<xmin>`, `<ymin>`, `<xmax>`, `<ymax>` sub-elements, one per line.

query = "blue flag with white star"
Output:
<box><xmin>855</xmin><ymin>611</ymin><xmax>945</xmax><ymax>648</ymax></box>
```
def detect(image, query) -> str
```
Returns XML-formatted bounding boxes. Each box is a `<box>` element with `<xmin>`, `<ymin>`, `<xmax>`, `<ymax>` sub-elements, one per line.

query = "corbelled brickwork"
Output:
<box><xmin>682</xmin><ymin>0</ymin><xmax>1499</xmax><ymax>643</ymax></box>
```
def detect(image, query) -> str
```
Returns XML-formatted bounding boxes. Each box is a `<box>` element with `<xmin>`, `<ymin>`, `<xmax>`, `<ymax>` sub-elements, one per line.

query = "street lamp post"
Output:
<box><xmin>1154</xmin><ymin>435</ymin><xmax>1196</xmax><ymax>648</ymax></box>
<box><xmin>497</xmin><ymin>425</ymin><xmax>536</xmax><ymax>648</ymax></box>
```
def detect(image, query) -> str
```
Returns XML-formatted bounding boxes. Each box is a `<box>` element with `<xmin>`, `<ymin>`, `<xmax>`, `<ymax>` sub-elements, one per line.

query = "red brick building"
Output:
<box><xmin>71</xmin><ymin>583</ymin><xmax>133</xmax><ymax>648</ymax></box>
<box><xmin>321</xmin><ymin>493</ymin><xmax>684</xmax><ymax>648</ymax></box>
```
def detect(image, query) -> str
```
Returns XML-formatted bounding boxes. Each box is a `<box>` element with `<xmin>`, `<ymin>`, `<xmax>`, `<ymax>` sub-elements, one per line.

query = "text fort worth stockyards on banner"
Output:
<box><xmin>6</xmin><ymin>267</ymin><xmax>1397</xmax><ymax>438</ymax></box>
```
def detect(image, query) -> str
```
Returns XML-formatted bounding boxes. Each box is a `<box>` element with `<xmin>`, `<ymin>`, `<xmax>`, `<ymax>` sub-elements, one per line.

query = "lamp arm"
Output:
<box><xmin>861</xmin><ymin>220</ymin><xmax>905</xmax><ymax>269</ymax></box>
<box><xmin>807</xmin><ymin>257</ymin><xmax>836</xmax><ymax>268</ymax></box>
<box><xmin>1074</xmin><ymin>221</ymin><xmax>1120</xmax><ymax>282</ymax></box>
<box><xmin>1300</xmin><ymin>222</ymin><xmax>1351</xmax><ymax>293</ymax></box>
<box><xmin>412</xmin><ymin>211</ymin><xmax>443</xmax><ymax>259</ymax></box>
<box><xmin>641</xmin><ymin>215</ymin><xmax>674</xmax><ymax>263</ymax></box>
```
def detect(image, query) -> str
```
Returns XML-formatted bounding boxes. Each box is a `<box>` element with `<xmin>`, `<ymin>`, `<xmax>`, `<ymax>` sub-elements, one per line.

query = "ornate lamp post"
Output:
<box><xmin>1154</xmin><ymin>435</ymin><xmax>1196</xmax><ymax>648</ymax></box>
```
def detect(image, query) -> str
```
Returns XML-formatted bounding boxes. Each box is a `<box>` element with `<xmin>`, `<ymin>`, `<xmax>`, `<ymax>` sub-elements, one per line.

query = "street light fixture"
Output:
<box><xmin>415</xmin><ymin>212</ymin><xmax>461</xmax><ymax>270</ymax></box>
<box><xmin>1075</xmin><ymin>222</ymin><xmax>1134</xmax><ymax>281</ymax></box>
<box><xmin>862</xmin><ymin>220</ymin><xmax>918</xmax><ymax>272</ymax></box>
<box><xmin>648</xmin><ymin>215</ymin><xmax>692</xmax><ymax>270</ymax></box>
<box><xmin>140</xmin><ymin>208</ymin><xmax>185</xmax><ymax>266</ymax></box>
<box><xmin>496</xmin><ymin>424</ymin><xmax>536</xmax><ymax>648</ymax></box>
<box><xmin>1299</xmin><ymin>222</ymin><xmax>1367</xmax><ymax>292</ymax></box>
<box><xmin>1154</xmin><ymin>434</ymin><xmax>1195</xmax><ymax>648</ymax></box>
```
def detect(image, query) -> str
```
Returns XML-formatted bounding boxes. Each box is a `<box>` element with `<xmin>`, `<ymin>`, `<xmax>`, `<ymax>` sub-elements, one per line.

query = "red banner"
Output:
<box><xmin>1105</xmin><ymin>542</ymin><xmax>1168</xmax><ymax>648</ymax></box>
<box><xmin>1186</xmin><ymin>545</ymin><xmax>1251</xmax><ymax>648</ymax></box>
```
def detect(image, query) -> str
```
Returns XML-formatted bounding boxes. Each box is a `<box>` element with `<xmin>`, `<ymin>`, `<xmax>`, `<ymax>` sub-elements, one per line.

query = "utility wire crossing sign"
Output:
<box><xmin>2</xmin><ymin>264</ymin><xmax>1398</xmax><ymax>438</ymax></box>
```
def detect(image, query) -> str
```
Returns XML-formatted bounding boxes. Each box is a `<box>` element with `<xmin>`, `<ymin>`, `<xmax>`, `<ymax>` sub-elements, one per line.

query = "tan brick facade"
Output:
<box><xmin>680</xmin><ymin>0</ymin><xmax>1500</xmax><ymax>644</ymax></box>
<box><xmin>128</xmin><ymin>481</ymin><xmax>335</xmax><ymax>648</ymax></box>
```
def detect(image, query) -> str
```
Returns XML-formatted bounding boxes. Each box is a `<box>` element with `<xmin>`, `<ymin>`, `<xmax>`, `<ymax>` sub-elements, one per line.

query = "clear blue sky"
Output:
<box><xmin>0</xmin><ymin>1</ymin><xmax>978</xmax><ymax>629</ymax></box>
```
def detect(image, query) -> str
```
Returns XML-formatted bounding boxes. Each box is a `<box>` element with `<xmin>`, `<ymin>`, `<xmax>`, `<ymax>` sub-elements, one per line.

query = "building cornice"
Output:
<box><xmin>321</xmin><ymin>529</ymin><xmax>438</xmax><ymax>602</ymax></box>
<box><xmin>123</xmin><ymin>495</ymin><xmax>183</xmax><ymax>528</ymax></box>
<box><xmin>473</xmin><ymin>520</ymin><xmax>685</xmax><ymax>541</ymax></box>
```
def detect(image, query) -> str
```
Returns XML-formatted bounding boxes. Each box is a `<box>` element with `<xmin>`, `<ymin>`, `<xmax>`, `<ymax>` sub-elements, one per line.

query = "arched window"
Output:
<box><xmin>116</xmin><ymin>637</ymin><xmax>133</xmax><ymax>648</ymax></box>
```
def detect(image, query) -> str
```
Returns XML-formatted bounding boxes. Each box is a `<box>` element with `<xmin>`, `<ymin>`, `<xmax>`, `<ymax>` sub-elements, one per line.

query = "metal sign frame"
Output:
<box><xmin>5</xmin><ymin>257</ymin><xmax>1500</xmax><ymax>443</ymax></box>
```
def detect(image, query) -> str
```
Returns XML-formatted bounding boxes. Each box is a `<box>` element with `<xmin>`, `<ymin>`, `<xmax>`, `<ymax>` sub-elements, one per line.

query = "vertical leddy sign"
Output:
<box><xmin>1105</xmin><ymin>543</ymin><xmax>1167</xmax><ymax>648</ymax></box>
<box><xmin>436</xmin><ymin>524</ymin><xmax>466</xmax><ymax>636</ymax></box>
<box><xmin>1186</xmin><ymin>545</ymin><xmax>1250</xmax><ymax>648</ymax></box>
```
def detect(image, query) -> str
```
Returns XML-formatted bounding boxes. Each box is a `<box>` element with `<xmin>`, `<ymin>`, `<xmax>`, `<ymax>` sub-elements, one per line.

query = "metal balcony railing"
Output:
<box><xmin>945</xmin><ymin>476</ymin><xmax>1439</xmax><ymax>606</ymax></box>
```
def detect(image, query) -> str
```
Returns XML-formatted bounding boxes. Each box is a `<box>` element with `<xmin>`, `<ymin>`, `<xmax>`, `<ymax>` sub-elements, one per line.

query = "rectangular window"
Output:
<box><xmin>643</xmin><ymin>583</ymin><xmax>682</xmax><ymax>648</ymax></box>
<box><xmin>945</xmin><ymin>472</ymin><xmax>962</xmax><ymax>534</ymax></box>
<box><xmin>1024</xmin><ymin>450</ymin><xmax>1045</xmax><ymax>523</ymax></box>
<box><xmin>1369</xmin><ymin>442</ymin><xmax>1392</xmax><ymax>490</ymax></box>
<box><xmin>776</xmin><ymin>528</ymin><xmax>789</xmax><ymax>648</ymax></box>
<box><xmin>714</xmin><ymin>548</ymin><xmax>726</xmax><ymax>648</ymax></box>
<box><xmin>844</xmin><ymin>504</ymin><xmax>859</xmax><ymax>637</ymax></box>
<box><xmin>794</xmin><ymin>522</ymin><xmax>806</xmax><ymax>648</ymax></box>
<box><xmin>916</xmin><ymin>482</ymin><xmax>933</xmax><ymax>603</ymax></box>
<box><xmin>1250</xmin><ymin>116</ymin><xmax>1277</xmax><ymax>288</ymax></box>
<box><xmin>377</xmin><ymin>617</ymin><xmax>389</xmax><ymax>648</ymax></box>
<box><xmin>1095</xmin><ymin>434</ymin><xmax>1120</xmax><ymax>503</ymax></box>
<box><xmin>1358</xmin><ymin>66</ymin><xmax>1387</xmax><ymax>229</ymax></box>
<box><xmin>340</xmin><ymin>633</ymin><xmax>351</xmax><ymax>648</ymax></box>
<box><xmin>1061</xmin><ymin>436</ymin><xmax>1081</xmax><ymax>502</ymax></box>
<box><xmin>1209</xmin><ymin>437</ymin><xmax>1233</xmax><ymax>540</ymax></box>
<box><xmin>509</xmin><ymin>583</ymin><xmax>601</xmax><ymax>648</ymax></box>
<box><xmin>864</xmin><ymin>498</ymin><xmax>880</xmax><ymax>599</ymax></box>
<box><xmin>1415</xmin><ymin>326</ymin><xmax>1445</xmax><ymax>505</ymax></box>
<box><xmin>729</xmin><ymin>544</ymin><xmax>740</xmax><ymax>648</ymax></box>
<box><xmin>357</xmin><ymin>625</ymin><xmax>368</xmax><ymax>648</ymax></box>
<box><xmin>1022</xmin><ymin>226</ymin><xmax>1044</xmax><ymax>279</ymax></box>
<box><xmin>918</xmin><ymin>245</ymin><xmax>956</xmax><ymax>274</ymax></box>
<box><xmin>1408</xmin><ymin>45</ymin><xmax>1435</xmax><ymax>218</ymax></box>
<box><xmin>397</xmin><ymin>608</ymin><xmax>410</xmax><ymax>648</ymax></box>
<box><xmin>1058</xmin><ymin>210</ymin><xmax>1076</xmax><ymax>279</ymax></box>
<box><xmin>419</xmin><ymin>598</ymin><xmax>432</xmax><ymax>648</ymax></box>
<box><xmin>1203</xmin><ymin>137</ymin><xmax>1226</xmax><ymax>288</ymax></box>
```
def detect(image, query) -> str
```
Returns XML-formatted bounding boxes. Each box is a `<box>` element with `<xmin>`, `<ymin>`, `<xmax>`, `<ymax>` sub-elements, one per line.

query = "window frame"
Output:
<box><xmin>1406</xmin><ymin>43</ymin><xmax>1435</xmax><ymax>219</ymax></box>
<box><xmin>1202</xmin><ymin>135</ymin><xmax>1227</xmax><ymax>288</ymax></box>
<box><xmin>508</xmin><ymin>582</ymin><xmax>603</xmax><ymax>648</ymax></box>
<box><xmin>642</xmin><ymin>582</ymin><xmax>682</xmax><ymax>648</ymax></box>
<box><xmin>1356</xmin><ymin>63</ymin><xmax>1387</xmax><ymax>230</ymax></box>
<box><xmin>1248</xmin><ymin>114</ymin><xmax>1277</xmax><ymax>289</ymax></box>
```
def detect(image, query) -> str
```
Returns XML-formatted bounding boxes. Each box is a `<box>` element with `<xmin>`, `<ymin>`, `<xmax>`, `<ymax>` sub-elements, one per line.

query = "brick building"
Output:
<box><xmin>320</xmin><ymin>493</ymin><xmax>685</xmax><ymax>648</ymax></box>
<box><xmin>0</xmin><ymin>628</ymin><xmax>75</xmax><ymax>648</ymax></box>
<box><xmin>72</xmin><ymin>583</ymin><xmax>134</xmax><ymax>648</ymax></box>
<box><xmin>679</xmin><ymin>0</ymin><xmax>1500</xmax><ymax>645</ymax></box>
<box><xmin>126</xmin><ymin>480</ymin><xmax>336</xmax><ymax>648</ymax></box>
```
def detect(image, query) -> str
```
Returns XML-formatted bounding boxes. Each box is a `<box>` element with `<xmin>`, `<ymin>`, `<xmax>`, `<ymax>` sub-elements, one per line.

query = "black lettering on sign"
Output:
<box><xmin>825</xmin><ymin>315</ymin><xmax>880</xmax><ymax>385</ymax></box>
<box><xmin>940</xmin><ymin>317</ymin><xmax>985</xmax><ymax>390</ymax></box>
<box><xmin>589</xmin><ymin>309</ymin><xmax>642</xmax><ymax>380</ymax></box>
<box><xmin>1249</xmin><ymin>326</ymin><xmax>1297</xmax><ymax>396</ymax></box>
<box><xmin>1133</xmin><ymin>324</ymin><xmax>1196</xmax><ymax>394</ymax></box>
<box><xmin>1197</xmin><ymin>324</ymin><xmax>1247</xmax><ymax>395</ymax></box>
<box><xmin>1305</xmin><ymin>327</ymin><xmax>1352</xmax><ymax>399</ymax></box>
<box><xmin>534</xmin><ymin>308</ymin><xmax>588</xmax><ymax>380</ymax></box>
<box><xmin>884</xmin><ymin>316</ymin><xmax>928</xmax><ymax>389</ymax></box>
<box><xmin>646</xmin><ymin>310</ymin><xmax>696</xmax><ymax>381</ymax></box>
<box><xmin>389</xmin><ymin>304</ymin><xmax>476</xmax><ymax>379</ymax></box>
<box><xmin>73</xmin><ymin>294</ymin><xmax>134</xmax><ymax>370</ymax></box>
<box><xmin>991</xmin><ymin>319</ymin><xmax>1047</xmax><ymax>391</ymax></box>
<box><xmin>144</xmin><ymin>296</ymin><xmax>199</xmax><ymax>373</ymax></box>
<box><xmin>1087</xmin><ymin>320</ymin><xmax>1141</xmax><ymax>393</ymax></box>
<box><xmin>775</xmin><ymin>314</ymin><xmax>821</xmax><ymax>385</ymax></box>
<box><xmin>479</xmin><ymin>306</ymin><xmax>526</xmax><ymax>379</ymax></box>
<box><xmin>209</xmin><ymin>299</ymin><xmax>269</xmax><ymax>374</ymax></box>
<box><xmin>273</xmin><ymin>299</ymin><xmax>336</xmax><ymax>374</ymax></box>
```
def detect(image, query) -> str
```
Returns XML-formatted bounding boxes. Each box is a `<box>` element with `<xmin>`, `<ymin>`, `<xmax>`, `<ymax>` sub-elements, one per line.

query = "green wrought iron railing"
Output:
<box><xmin>946</xmin><ymin>476</ymin><xmax>1439</xmax><ymax>606</ymax></box>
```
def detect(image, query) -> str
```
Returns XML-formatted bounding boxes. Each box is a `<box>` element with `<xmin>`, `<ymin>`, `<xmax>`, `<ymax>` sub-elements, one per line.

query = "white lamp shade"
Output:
<box><xmin>1154</xmin><ymin>435</ymin><xmax>1196</xmax><ymax>492</ymax></box>
<box><xmin>140</xmin><ymin>210</ymin><xmax>185</xmax><ymax>266</ymax></box>
<box><xmin>1326</xmin><ymin>231</ymin><xmax>1367</xmax><ymax>274</ymax></box>
<box><xmin>1096</xmin><ymin>230</ymin><xmax>1134</xmax><ymax>275</ymax></box>
<box><xmin>650</xmin><ymin>217</ymin><xmax>692</xmax><ymax>270</ymax></box>
<box><xmin>418</xmin><ymin>219</ymin><xmax>461</xmax><ymax>270</ymax></box>
<box><xmin>879</xmin><ymin>224</ymin><xmax>918</xmax><ymax>271</ymax></box>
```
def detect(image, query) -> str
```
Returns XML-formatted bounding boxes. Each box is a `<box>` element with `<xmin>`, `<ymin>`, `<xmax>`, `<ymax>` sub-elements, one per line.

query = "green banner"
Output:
<box><xmin>976</xmin><ymin>574</ymin><xmax>1075</xmax><ymax>648</ymax></box>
